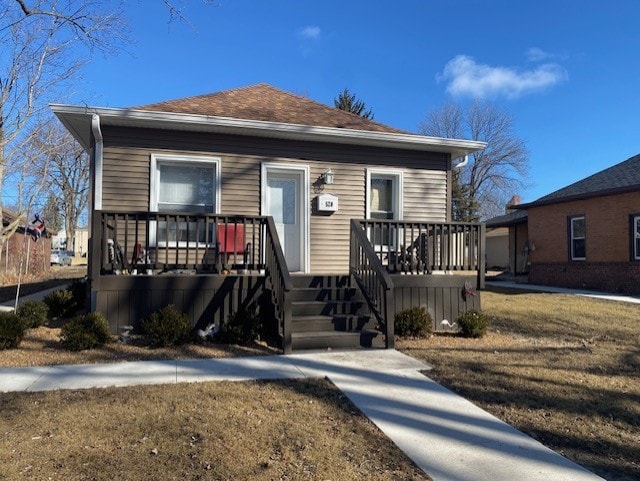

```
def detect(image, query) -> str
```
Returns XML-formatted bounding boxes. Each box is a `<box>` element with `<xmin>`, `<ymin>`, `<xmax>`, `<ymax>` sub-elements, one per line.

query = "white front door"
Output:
<box><xmin>262</xmin><ymin>164</ymin><xmax>309</xmax><ymax>272</ymax></box>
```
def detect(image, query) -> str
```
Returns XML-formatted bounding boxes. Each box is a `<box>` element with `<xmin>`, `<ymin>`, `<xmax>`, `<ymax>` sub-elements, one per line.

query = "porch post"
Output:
<box><xmin>478</xmin><ymin>223</ymin><xmax>486</xmax><ymax>289</ymax></box>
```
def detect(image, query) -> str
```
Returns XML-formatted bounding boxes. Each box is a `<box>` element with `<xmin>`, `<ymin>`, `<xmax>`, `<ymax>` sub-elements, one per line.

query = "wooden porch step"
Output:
<box><xmin>292</xmin><ymin>300</ymin><xmax>363</xmax><ymax>317</ymax></box>
<box><xmin>291</xmin><ymin>329</ymin><xmax>384</xmax><ymax>350</ymax></box>
<box><xmin>291</xmin><ymin>314</ymin><xmax>363</xmax><ymax>332</ymax></box>
<box><xmin>291</xmin><ymin>331</ymin><xmax>362</xmax><ymax>350</ymax></box>
<box><xmin>290</xmin><ymin>287</ymin><xmax>359</xmax><ymax>302</ymax></box>
<box><xmin>291</xmin><ymin>274</ymin><xmax>351</xmax><ymax>289</ymax></box>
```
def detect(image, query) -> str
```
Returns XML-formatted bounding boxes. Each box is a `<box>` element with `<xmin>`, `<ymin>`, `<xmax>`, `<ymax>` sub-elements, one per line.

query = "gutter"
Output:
<box><xmin>51</xmin><ymin>104</ymin><xmax>487</xmax><ymax>158</ymax></box>
<box><xmin>455</xmin><ymin>154</ymin><xmax>469</xmax><ymax>169</ymax></box>
<box><xmin>91</xmin><ymin>114</ymin><xmax>103</xmax><ymax>210</ymax></box>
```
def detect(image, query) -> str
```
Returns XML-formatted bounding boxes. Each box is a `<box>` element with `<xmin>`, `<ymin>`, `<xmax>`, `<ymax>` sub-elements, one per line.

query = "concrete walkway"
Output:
<box><xmin>0</xmin><ymin>350</ymin><xmax>603</xmax><ymax>481</ymax></box>
<box><xmin>486</xmin><ymin>280</ymin><xmax>640</xmax><ymax>305</ymax></box>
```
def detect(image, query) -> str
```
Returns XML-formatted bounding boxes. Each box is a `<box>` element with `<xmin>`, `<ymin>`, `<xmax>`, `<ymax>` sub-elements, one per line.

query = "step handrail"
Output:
<box><xmin>349</xmin><ymin>219</ymin><xmax>395</xmax><ymax>348</ymax></box>
<box><xmin>264</xmin><ymin>216</ymin><xmax>293</xmax><ymax>353</ymax></box>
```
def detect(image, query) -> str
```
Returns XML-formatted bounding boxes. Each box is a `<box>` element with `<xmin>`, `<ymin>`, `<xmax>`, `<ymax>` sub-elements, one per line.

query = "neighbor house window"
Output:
<box><xmin>633</xmin><ymin>215</ymin><xmax>640</xmax><ymax>260</ymax></box>
<box><xmin>150</xmin><ymin>154</ymin><xmax>221</xmax><ymax>246</ymax></box>
<box><xmin>569</xmin><ymin>215</ymin><xmax>586</xmax><ymax>261</ymax></box>
<box><xmin>366</xmin><ymin>169</ymin><xmax>403</xmax><ymax>247</ymax></box>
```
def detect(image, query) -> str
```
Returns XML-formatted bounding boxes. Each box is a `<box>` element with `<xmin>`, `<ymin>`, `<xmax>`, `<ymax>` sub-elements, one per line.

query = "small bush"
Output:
<box><xmin>394</xmin><ymin>306</ymin><xmax>432</xmax><ymax>338</ymax></box>
<box><xmin>43</xmin><ymin>289</ymin><xmax>76</xmax><ymax>319</ymax></box>
<box><xmin>0</xmin><ymin>312</ymin><xmax>27</xmax><ymax>349</ymax></box>
<box><xmin>217</xmin><ymin>305</ymin><xmax>262</xmax><ymax>345</ymax></box>
<box><xmin>142</xmin><ymin>305</ymin><xmax>191</xmax><ymax>347</ymax></box>
<box><xmin>457</xmin><ymin>310</ymin><xmax>489</xmax><ymax>338</ymax></box>
<box><xmin>60</xmin><ymin>312</ymin><xmax>111</xmax><ymax>351</ymax></box>
<box><xmin>69</xmin><ymin>278</ymin><xmax>88</xmax><ymax>311</ymax></box>
<box><xmin>16</xmin><ymin>300</ymin><xmax>49</xmax><ymax>328</ymax></box>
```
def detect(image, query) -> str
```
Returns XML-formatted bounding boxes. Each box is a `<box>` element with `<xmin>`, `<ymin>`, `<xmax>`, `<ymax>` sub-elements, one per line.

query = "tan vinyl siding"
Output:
<box><xmin>100</xmin><ymin>126</ymin><xmax>449</xmax><ymax>273</ymax></box>
<box><xmin>403</xmin><ymin>169</ymin><xmax>448</xmax><ymax>221</ymax></box>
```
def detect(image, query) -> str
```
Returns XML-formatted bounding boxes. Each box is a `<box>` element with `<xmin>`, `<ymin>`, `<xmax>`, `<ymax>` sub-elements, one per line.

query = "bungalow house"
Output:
<box><xmin>502</xmin><ymin>154</ymin><xmax>640</xmax><ymax>294</ymax></box>
<box><xmin>51</xmin><ymin>84</ymin><xmax>486</xmax><ymax>352</ymax></box>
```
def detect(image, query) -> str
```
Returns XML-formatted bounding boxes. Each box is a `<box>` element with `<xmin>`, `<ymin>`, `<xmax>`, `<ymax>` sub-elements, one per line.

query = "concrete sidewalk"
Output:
<box><xmin>0</xmin><ymin>350</ymin><xmax>603</xmax><ymax>481</ymax></box>
<box><xmin>486</xmin><ymin>280</ymin><xmax>640</xmax><ymax>304</ymax></box>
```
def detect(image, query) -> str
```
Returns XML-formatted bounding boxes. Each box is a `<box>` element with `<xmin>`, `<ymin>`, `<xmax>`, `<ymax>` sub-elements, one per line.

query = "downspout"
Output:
<box><xmin>89</xmin><ymin>114</ymin><xmax>103</xmax><ymax>313</ymax></box>
<box><xmin>454</xmin><ymin>154</ymin><xmax>469</xmax><ymax>170</ymax></box>
<box><xmin>91</xmin><ymin>114</ymin><xmax>103</xmax><ymax>210</ymax></box>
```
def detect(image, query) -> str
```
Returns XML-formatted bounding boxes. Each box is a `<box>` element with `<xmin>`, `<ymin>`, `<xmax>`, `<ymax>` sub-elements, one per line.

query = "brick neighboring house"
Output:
<box><xmin>514</xmin><ymin>154</ymin><xmax>640</xmax><ymax>294</ymax></box>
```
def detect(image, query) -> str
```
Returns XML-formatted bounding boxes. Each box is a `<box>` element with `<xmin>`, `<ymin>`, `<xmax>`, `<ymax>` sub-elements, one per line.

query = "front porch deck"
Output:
<box><xmin>91</xmin><ymin>212</ymin><xmax>485</xmax><ymax>353</ymax></box>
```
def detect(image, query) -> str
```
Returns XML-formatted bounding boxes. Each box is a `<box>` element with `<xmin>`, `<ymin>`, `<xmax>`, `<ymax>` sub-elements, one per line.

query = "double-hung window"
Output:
<box><xmin>150</xmin><ymin>154</ymin><xmax>221</xmax><ymax>246</ymax></box>
<box><xmin>366</xmin><ymin>169</ymin><xmax>403</xmax><ymax>247</ymax></box>
<box><xmin>568</xmin><ymin>215</ymin><xmax>586</xmax><ymax>261</ymax></box>
<box><xmin>632</xmin><ymin>215</ymin><xmax>640</xmax><ymax>260</ymax></box>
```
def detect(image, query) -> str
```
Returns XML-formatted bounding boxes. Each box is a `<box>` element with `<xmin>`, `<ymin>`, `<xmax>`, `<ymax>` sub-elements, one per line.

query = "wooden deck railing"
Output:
<box><xmin>95</xmin><ymin>211</ymin><xmax>267</xmax><ymax>274</ymax></box>
<box><xmin>359</xmin><ymin>219</ymin><xmax>485</xmax><ymax>288</ymax></box>
<box><xmin>349</xmin><ymin>220</ymin><xmax>395</xmax><ymax>349</ymax></box>
<box><xmin>93</xmin><ymin>210</ymin><xmax>293</xmax><ymax>353</ymax></box>
<box><xmin>264</xmin><ymin>217</ymin><xmax>293</xmax><ymax>354</ymax></box>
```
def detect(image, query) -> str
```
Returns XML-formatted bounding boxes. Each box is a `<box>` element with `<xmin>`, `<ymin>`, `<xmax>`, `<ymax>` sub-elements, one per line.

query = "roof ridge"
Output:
<box><xmin>135</xmin><ymin>83</ymin><xmax>267</xmax><ymax>109</ymax></box>
<box><xmin>527</xmin><ymin>152</ymin><xmax>640</xmax><ymax>206</ymax></box>
<box><xmin>260</xmin><ymin>84</ymin><xmax>409</xmax><ymax>133</ymax></box>
<box><xmin>136</xmin><ymin>83</ymin><xmax>408</xmax><ymax>134</ymax></box>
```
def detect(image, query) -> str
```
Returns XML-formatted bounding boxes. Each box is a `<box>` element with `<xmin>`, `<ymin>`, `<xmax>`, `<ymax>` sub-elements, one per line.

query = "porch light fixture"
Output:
<box><xmin>322</xmin><ymin>168</ymin><xmax>335</xmax><ymax>185</ymax></box>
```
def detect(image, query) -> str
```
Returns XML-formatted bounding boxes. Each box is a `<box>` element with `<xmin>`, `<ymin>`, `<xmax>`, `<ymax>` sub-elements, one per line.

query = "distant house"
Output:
<box><xmin>498</xmin><ymin>154</ymin><xmax>640</xmax><ymax>294</ymax></box>
<box><xmin>1</xmin><ymin>210</ymin><xmax>52</xmax><ymax>280</ymax></box>
<box><xmin>485</xmin><ymin>209</ymin><xmax>529</xmax><ymax>274</ymax></box>
<box><xmin>52</xmin><ymin>84</ymin><xmax>487</xmax><ymax>352</ymax></box>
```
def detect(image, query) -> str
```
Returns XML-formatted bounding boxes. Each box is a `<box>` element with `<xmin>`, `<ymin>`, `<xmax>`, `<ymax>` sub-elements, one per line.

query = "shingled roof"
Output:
<box><xmin>136</xmin><ymin>83</ymin><xmax>406</xmax><ymax>134</ymax></box>
<box><xmin>522</xmin><ymin>153</ymin><xmax>640</xmax><ymax>207</ymax></box>
<box><xmin>485</xmin><ymin>209</ymin><xmax>528</xmax><ymax>228</ymax></box>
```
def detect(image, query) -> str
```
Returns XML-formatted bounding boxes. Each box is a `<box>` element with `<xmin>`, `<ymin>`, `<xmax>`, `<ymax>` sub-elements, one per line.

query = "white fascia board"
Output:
<box><xmin>50</xmin><ymin>104</ymin><xmax>487</xmax><ymax>157</ymax></box>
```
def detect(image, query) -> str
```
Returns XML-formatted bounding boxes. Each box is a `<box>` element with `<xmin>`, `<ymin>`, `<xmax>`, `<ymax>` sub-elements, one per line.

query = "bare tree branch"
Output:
<box><xmin>420</xmin><ymin>99</ymin><xmax>529</xmax><ymax>220</ymax></box>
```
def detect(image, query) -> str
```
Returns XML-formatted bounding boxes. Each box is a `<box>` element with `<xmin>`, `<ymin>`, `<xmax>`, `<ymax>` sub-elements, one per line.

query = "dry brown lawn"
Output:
<box><xmin>3</xmin><ymin>275</ymin><xmax>640</xmax><ymax>480</ymax></box>
<box><xmin>0</xmin><ymin>273</ymin><xmax>428</xmax><ymax>480</ymax></box>
<box><xmin>0</xmin><ymin>379</ymin><xmax>428</xmax><ymax>480</ymax></box>
<box><xmin>399</xmin><ymin>287</ymin><xmax>640</xmax><ymax>481</ymax></box>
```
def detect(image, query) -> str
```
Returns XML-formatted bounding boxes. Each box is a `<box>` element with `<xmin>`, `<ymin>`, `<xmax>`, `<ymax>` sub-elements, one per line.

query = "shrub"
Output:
<box><xmin>69</xmin><ymin>278</ymin><xmax>88</xmax><ymax>311</ymax></box>
<box><xmin>457</xmin><ymin>310</ymin><xmax>489</xmax><ymax>338</ymax></box>
<box><xmin>217</xmin><ymin>305</ymin><xmax>262</xmax><ymax>345</ymax></box>
<box><xmin>60</xmin><ymin>312</ymin><xmax>111</xmax><ymax>351</ymax></box>
<box><xmin>394</xmin><ymin>306</ymin><xmax>432</xmax><ymax>338</ymax></box>
<box><xmin>44</xmin><ymin>289</ymin><xmax>76</xmax><ymax>319</ymax></box>
<box><xmin>16</xmin><ymin>300</ymin><xmax>49</xmax><ymax>328</ymax></box>
<box><xmin>0</xmin><ymin>312</ymin><xmax>27</xmax><ymax>349</ymax></box>
<box><xmin>142</xmin><ymin>305</ymin><xmax>191</xmax><ymax>347</ymax></box>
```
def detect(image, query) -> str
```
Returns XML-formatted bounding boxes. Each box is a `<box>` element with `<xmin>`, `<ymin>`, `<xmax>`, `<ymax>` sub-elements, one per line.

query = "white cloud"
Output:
<box><xmin>299</xmin><ymin>25</ymin><xmax>321</xmax><ymax>40</ymax></box>
<box><xmin>437</xmin><ymin>55</ymin><xmax>568</xmax><ymax>99</ymax></box>
<box><xmin>526</xmin><ymin>47</ymin><xmax>553</xmax><ymax>62</ymax></box>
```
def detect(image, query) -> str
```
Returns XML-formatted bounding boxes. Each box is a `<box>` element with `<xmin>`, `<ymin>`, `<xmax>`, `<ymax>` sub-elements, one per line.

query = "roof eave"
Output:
<box><xmin>518</xmin><ymin>183</ymin><xmax>640</xmax><ymax>209</ymax></box>
<box><xmin>50</xmin><ymin>104</ymin><xmax>487</xmax><ymax>158</ymax></box>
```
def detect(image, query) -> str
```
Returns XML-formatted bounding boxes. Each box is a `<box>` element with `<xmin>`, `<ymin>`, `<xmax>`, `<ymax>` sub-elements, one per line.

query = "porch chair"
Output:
<box><xmin>216</xmin><ymin>223</ymin><xmax>249</xmax><ymax>273</ymax></box>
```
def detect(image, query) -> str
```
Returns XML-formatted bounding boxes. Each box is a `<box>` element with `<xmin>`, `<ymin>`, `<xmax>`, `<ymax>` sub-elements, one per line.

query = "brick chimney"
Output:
<box><xmin>505</xmin><ymin>195</ymin><xmax>520</xmax><ymax>213</ymax></box>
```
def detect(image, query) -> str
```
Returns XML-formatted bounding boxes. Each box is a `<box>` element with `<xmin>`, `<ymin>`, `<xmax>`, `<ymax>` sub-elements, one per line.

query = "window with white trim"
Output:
<box><xmin>366</xmin><ymin>170</ymin><xmax>403</xmax><ymax>247</ymax></box>
<box><xmin>150</xmin><ymin>154</ymin><xmax>221</xmax><ymax>246</ymax></box>
<box><xmin>569</xmin><ymin>215</ymin><xmax>586</xmax><ymax>261</ymax></box>
<box><xmin>633</xmin><ymin>215</ymin><xmax>640</xmax><ymax>260</ymax></box>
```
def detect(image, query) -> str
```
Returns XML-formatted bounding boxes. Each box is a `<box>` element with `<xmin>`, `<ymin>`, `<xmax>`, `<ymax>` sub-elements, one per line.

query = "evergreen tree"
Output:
<box><xmin>334</xmin><ymin>88</ymin><xmax>374</xmax><ymax>119</ymax></box>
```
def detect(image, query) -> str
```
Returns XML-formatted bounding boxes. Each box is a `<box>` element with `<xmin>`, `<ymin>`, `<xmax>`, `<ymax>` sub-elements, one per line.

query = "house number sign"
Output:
<box><xmin>317</xmin><ymin>193</ymin><xmax>339</xmax><ymax>212</ymax></box>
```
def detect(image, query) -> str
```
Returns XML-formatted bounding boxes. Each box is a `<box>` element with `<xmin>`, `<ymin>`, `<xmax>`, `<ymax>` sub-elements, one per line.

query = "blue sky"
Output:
<box><xmin>77</xmin><ymin>0</ymin><xmax>640</xmax><ymax>203</ymax></box>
